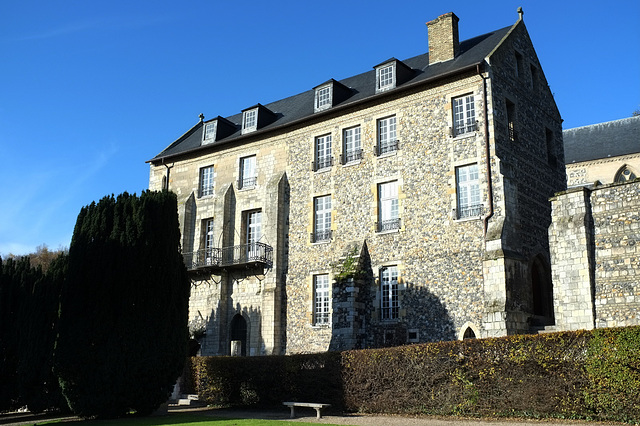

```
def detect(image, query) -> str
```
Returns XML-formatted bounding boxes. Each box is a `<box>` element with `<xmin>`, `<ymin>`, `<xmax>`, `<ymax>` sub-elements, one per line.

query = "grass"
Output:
<box><xmin>37</xmin><ymin>412</ymin><xmax>343</xmax><ymax>426</ymax></box>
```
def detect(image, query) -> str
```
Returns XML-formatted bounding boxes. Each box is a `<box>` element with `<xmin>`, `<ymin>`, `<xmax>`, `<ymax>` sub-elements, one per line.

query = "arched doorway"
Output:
<box><xmin>463</xmin><ymin>327</ymin><xmax>476</xmax><ymax>339</ymax></box>
<box><xmin>531</xmin><ymin>255</ymin><xmax>554</xmax><ymax>324</ymax></box>
<box><xmin>230</xmin><ymin>314</ymin><xmax>247</xmax><ymax>356</ymax></box>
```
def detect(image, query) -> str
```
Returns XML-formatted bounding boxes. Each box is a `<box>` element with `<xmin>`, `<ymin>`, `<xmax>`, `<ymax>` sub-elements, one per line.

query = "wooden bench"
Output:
<box><xmin>282</xmin><ymin>401</ymin><xmax>331</xmax><ymax>419</ymax></box>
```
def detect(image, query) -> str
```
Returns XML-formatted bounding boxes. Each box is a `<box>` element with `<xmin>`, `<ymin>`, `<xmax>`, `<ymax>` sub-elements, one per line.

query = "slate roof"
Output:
<box><xmin>149</xmin><ymin>25</ymin><xmax>514</xmax><ymax>163</ymax></box>
<box><xmin>563</xmin><ymin>116</ymin><xmax>640</xmax><ymax>164</ymax></box>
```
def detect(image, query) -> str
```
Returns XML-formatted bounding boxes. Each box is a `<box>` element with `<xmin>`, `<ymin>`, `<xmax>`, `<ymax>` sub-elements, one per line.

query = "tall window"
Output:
<box><xmin>315</xmin><ymin>86</ymin><xmax>331</xmax><ymax>111</ymax></box>
<box><xmin>456</xmin><ymin>164</ymin><xmax>482</xmax><ymax>219</ymax></box>
<box><xmin>239</xmin><ymin>155</ymin><xmax>257</xmax><ymax>189</ymax></box>
<box><xmin>199</xmin><ymin>165</ymin><xmax>214</xmax><ymax>197</ymax></box>
<box><xmin>242</xmin><ymin>109</ymin><xmax>257</xmax><ymax>133</ymax></box>
<box><xmin>515</xmin><ymin>51</ymin><xmax>523</xmax><ymax>78</ymax></box>
<box><xmin>545</xmin><ymin>128</ymin><xmax>557</xmax><ymax>167</ymax></box>
<box><xmin>452</xmin><ymin>95</ymin><xmax>476</xmax><ymax>136</ymax></box>
<box><xmin>380</xmin><ymin>266</ymin><xmax>399</xmax><ymax>320</ymax></box>
<box><xmin>506</xmin><ymin>99</ymin><xmax>517</xmax><ymax>141</ymax></box>
<box><xmin>203</xmin><ymin>218</ymin><xmax>216</xmax><ymax>265</ymax></box>
<box><xmin>203</xmin><ymin>121</ymin><xmax>217</xmax><ymax>143</ymax></box>
<box><xmin>312</xmin><ymin>195</ymin><xmax>332</xmax><ymax>243</ymax></box>
<box><xmin>378</xmin><ymin>181</ymin><xmax>400</xmax><ymax>232</ymax></box>
<box><xmin>342</xmin><ymin>126</ymin><xmax>362</xmax><ymax>164</ymax></box>
<box><xmin>314</xmin><ymin>274</ymin><xmax>330</xmax><ymax>325</ymax></box>
<box><xmin>246</xmin><ymin>210</ymin><xmax>262</xmax><ymax>260</ymax></box>
<box><xmin>377</xmin><ymin>116</ymin><xmax>397</xmax><ymax>155</ymax></box>
<box><xmin>314</xmin><ymin>134</ymin><xmax>333</xmax><ymax>171</ymax></box>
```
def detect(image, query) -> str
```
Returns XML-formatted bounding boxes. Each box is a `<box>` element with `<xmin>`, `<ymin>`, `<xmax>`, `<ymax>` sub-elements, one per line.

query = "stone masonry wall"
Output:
<box><xmin>149</xmin><ymin>134</ymin><xmax>289</xmax><ymax>356</ymax></box>
<box><xmin>285</xmin><ymin>74</ymin><xmax>490</xmax><ymax>353</ymax></box>
<box><xmin>549</xmin><ymin>180</ymin><xmax>640</xmax><ymax>330</ymax></box>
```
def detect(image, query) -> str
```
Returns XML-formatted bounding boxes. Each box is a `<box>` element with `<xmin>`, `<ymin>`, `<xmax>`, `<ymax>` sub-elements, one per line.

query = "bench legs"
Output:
<box><xmin>287</xmin><ymin>405</ymin><xmax>323</xmax><ymax>419</ymax></box>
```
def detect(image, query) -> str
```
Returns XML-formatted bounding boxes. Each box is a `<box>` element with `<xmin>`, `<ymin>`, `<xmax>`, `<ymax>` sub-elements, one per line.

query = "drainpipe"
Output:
<box><xmin>477</xmin><ymin>64</ymin><xmax>494</xmax><ymax>236</ymax></box>
<box><xmin>161</xmin><ymin>158</ymin><xmax>173</xmax><ymax>191</ymax></box>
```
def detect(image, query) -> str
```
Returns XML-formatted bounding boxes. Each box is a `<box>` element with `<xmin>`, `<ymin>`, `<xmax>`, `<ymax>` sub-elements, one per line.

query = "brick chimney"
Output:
<box><xmin>427</xmin><ymin>12</ymin><xmax>460</xmax><ymax>64</ymax></box>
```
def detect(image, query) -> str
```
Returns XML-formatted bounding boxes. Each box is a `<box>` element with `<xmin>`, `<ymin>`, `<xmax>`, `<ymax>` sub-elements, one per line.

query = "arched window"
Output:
<box><xmin>615</xmin><ymin>165</ymin><xmax>637</xmax><ymax>183</ymax></box>
<box><xmin>463</xmin><ymin>327</ymin><xmax>476</xmax><ymax>340</ymax></box>
<box><xmin>230</xmin><ymin>314</ymin><xmax>247</xmax><ymax>356</ymax></box>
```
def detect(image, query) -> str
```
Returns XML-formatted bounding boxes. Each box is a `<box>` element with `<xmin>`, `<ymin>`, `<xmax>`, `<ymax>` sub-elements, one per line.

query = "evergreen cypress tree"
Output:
<box><xmin>54</xmin><ymin>191</ymin><xmax>190</xmax><ymax>418</ymax></box>
<box><xmin>16</xmin><ymin>253</ymin><xmax>68</xmax><ymax>412</ymax></box>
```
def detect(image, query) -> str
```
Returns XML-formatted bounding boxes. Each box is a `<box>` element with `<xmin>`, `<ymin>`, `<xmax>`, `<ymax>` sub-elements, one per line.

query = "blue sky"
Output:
<box><xmin>1</xmin><ymin>1</ymin><xmax>639</xmax><ymax>256</ymax></box>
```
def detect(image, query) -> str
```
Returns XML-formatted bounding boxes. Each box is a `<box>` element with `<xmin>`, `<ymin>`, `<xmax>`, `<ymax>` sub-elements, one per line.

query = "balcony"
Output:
<box><xmin>376</xmin><ymin>140</ymin><xmax>399</xmax><ymax>156</ymax></box>
<box><xmin>450</xmin><ymin>120</ymin><xmax>479</xmax><ymax>137</ymax></box>
<box><xmin>376</xmin><ymin>218</ymin><xmax>401</xmax><ymax>232</ymax></box>
<box><xmin>456</xmin><ymin>204</ymin><xmax>484</xmax><ymax>219</ymax></box>
<box><xmin>183</xmin><ymin>242</ymin><xmax>273</xmax><ymax>272</ymax></box>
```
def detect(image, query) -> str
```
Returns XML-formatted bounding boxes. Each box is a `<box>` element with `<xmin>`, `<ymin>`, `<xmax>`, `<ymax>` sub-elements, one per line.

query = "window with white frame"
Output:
<box><xmin>312</xmin><ymin>195</ymin><xmax>332</xmax><ymax>243</ymax></box>
<box><xmin>203</xmin><ymin>121</ymin><xmax>217</xmax><ymax>143</ymax></box>
<box><xmin>314</xmin><ymin>134</ymin><xmax>333</xmax><ymax>171</ymax></box>
<box><xmin>377</xmin><ymin>116</ymin><xmax>397</xmax><ymax>155</ymax></box>
<box><xmin>314</xmin><ymin>274</ymin><xmax>330</xmax><ymax>325</ymax></box>
<box><xmin>377</xmin><ymin>64</ymin><xmax>394</xmax><ymax>91</ymax></box>
<box><xmin>246</xmin><ymin>210</ymin><xmax>262</xmax><ymax>260</ymax></box>
<box><xmin>377</xmin><ymin>181</ymin><xmax>400</xmax><ymax>232</ymax></box>
<box><xmin>452</xmin><ymin>95</ymin><xmax>476</xmax><ymax>136</ymax></box>
<box><xmin>199</xmin><ymin>165</ymin><xmax>215</xmax><ymax>197</ymax></box>
<box><xmin>315</xmin><ymin>86</ymin><xmax>331</xmax><ymax>111</ymax></box>
<box><xmin>342</xmin><ymin>126</ymin><xmax>362</xmax><ymax>164</ymax></box>
<box><xmin>239</xmin><ymin>155</ymin><xmax>257</xmax><ymax>189</ymax></box>
<box><xmin>380</xmin><ymin>265</ymin><xmax>399</xmax><ymax>320</ymax></box>
<box><xmin>455</xmin><ymin>164</ymin><xmax>482</xmax><ymax>219</ymax></box>
<box><xmin>203</xmin><ymin>218</ymin><xmax>216</xmax><ymax>265</ymax></box>
<box><xmin>242</xmin><ymin>109</ymin><xmax>257</xmax><ymax>133</ymax></box>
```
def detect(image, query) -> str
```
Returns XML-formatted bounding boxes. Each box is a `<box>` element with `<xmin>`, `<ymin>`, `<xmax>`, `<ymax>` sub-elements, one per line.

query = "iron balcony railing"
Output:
<box><xmin>376</xmin><ymin>140</ymin><xmax>399</xmax><ymax>156</ymax></box>
<box><xmin>456</xmin><ymin>204</ymin><xmax>484</xmax><ymax>219</ymax></box>
<box><xmin>450</xmin><ymin>120</ymin><xmax>479</xmax><ymax>137</ymax></box>
<box><xmin>238</xmin><ymin>176</ymin><xmax>257</xmax><ymax>190</ymax></box>
<box><xmin>312</xmin><ymin>156</ymin><xmax>334</xmax><ymax>172</ymax></box>
<box><xmin>310</xmin><ymin>229</ymin><xmax>332</xmax><ymax>243</ymax></box>
<box><xmin>376</xmin><ymin>218</ymin><xmax>401</xmax><ymax>232</ymax></box>
<box><xmin>340</xmin><ymin>149</ymin><xmax>363</xmax><ymax>164</ymax></box>
<box><xmin>183</xmin><ymin>242</ymin><xmax>273</xmax><ymax>271</ymax></box>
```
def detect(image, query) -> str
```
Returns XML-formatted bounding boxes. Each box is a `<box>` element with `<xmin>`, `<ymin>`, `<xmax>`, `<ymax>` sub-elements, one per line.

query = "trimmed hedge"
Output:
<box><xmin>188</xmin><ymin>327</ymin><xmax>640</xmax><ymax>423</ymax></box>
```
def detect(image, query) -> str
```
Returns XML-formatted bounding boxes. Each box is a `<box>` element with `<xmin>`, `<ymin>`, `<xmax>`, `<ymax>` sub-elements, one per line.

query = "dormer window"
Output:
<box><xmin>313</xmin><ymin>79</ymin><xmax>352</xmax><ymax>113</ymax></box>
<box><xmin>378</xmin><ymin>65</ymin><xmax>394</xmax><ymax>91</ymax></box>
<box><xmin>240</xmin><ymin>104</ymin><xmax>277</xmax><ymax>134</ymax></box>
<box><xmin>203</xmin><ymin>121</ymin><xmax>217</xmax><ymax>144</ymax></box>
<box><xmin>315</xmin><ymin>86</ymin><xmax>332</xmax><ymax>111</ymax></box>
<box><xmin>242</xmin><ymin>109</ymin><xmax>257</xmax><ymax>134</ymax></box>
<box><xmin>374</xmin><ymin>59</ymin><xmax>413</xmax><ymax>94</ymax></box>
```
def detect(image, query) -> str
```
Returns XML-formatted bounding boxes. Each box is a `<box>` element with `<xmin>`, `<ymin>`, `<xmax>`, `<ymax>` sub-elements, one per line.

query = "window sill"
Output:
<box><xmin>454</xmin><ymin>215</ymin><xmax>483</xmax><ymax>222</ymax></box>
<box><xmin>341</xmin><ymin>159</ymin><xmax>362</xmax><ymax>168</ymax></box>
<box><xmin>376</xmin><ymin>150</ymin><xmax>398</xmax><ymax>159</ymax></box>
<box><xmin>198</xmin><ymin>194</ymin><xmax>215</xmax><ymax>200</ymax></box>
<box><xmin>311</xmin><ymin>323</ymin><xmax>331</xmax><ymax>329</ymax></box>
<box><xmin>314</xmin><ymin>167</ymin><xmax>332</xmax><ymax>174</ymax></box>
<box><xmin>376</xmin><ymin>228</ymin><xmax>400</xmax><ymax>235</ymax></box>
<box><xmin>311</xmin><ymin>239</ymin><xmax>332</xmax><ymax>246</ymax></box>
<box><xmin>238</xmin><ymin>186</ymin><xmax>256</xmax><ymax>192</ymax></box>
<box><xmin>452</xmin><ymin>131</ymin><xmax>478</xmax><ymax>140</ymax></box>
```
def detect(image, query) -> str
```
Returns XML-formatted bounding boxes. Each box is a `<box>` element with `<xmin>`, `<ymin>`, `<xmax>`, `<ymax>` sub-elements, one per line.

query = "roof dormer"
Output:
<box><xmin>241</xmin><ymin>104</ymin><xmax>277</xmax><ymax>135</ymax></box>
<box><xmin>313</xmin><ymin>79</ymin><xmax>352</xmax><ymax>113</ymax></box>
<box><xmin>374</xmin><ymin>58</ymin><xmax>414</xmax><ymax>93</ymax></box>
<box><xmin>202</xmin><ymin>116</ymin><xmax>236</xmax><ymax>145</ymax></box>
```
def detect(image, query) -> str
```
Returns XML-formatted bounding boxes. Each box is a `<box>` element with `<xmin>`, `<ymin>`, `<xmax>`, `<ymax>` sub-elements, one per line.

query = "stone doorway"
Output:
<box><xmin>230</xmin><ymin>314</ymin><xmax>247</xmax><ymax>356</ymax></box>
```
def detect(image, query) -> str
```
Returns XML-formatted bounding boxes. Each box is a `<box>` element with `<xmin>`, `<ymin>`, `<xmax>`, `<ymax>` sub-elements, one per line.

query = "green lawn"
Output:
<box><xmin>38</xmin><ymin>412</ymin><xmax>342</xmax><ymax>426</ymax></box>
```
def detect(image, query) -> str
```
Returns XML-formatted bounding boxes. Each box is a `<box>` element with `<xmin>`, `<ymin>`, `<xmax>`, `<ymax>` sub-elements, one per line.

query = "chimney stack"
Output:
<box><xmin>427</xmin><ymin>12</ymin><xmax>460</xmax><ymax>64</ymax></box>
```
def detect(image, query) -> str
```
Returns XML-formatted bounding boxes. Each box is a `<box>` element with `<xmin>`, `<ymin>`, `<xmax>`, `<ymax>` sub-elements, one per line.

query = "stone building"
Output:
<box><xmin>548</xmin><ymin>116</ymin><xmax>640</xmax><ymax>331</ymax></box>
<box><xmin>148</xmin><ymin>9</ymin><xmax>566</xmax><ymax>355</ymax></box>
<box><xmin>564</xmin><ymin>116</ymin><xmax>640</xmax><ymax>187</ymax></box>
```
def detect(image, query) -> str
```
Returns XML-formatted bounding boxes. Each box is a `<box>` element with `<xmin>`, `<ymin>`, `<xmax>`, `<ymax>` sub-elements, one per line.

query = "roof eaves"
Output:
<box><xmin>148</xmin><ymin>62</ymin><xmax>482</xmax><ymax>164</ymax></box>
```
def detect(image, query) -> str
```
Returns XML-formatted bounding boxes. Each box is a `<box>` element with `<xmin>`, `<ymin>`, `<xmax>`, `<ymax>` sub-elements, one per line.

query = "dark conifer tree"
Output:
<box><xmin>54</xmin><ymin>191</ymin><xmax>190</xmax><ymax>418</ymax></box>
<box><xmin>16</xmin><ymin>253</ymin><xmax>68</xmax><ymax>412</ymax></box>
<box><xmin>0</xmin><ymin>256</ymin><xmax>21</xmax><ymax>411</ymax></box>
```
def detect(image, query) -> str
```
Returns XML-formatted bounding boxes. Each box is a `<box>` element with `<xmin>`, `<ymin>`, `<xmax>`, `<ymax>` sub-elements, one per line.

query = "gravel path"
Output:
<box><xmin>0</xmin><ymin>406</ymin><xmax>621</xmax><ymax>426</ymax></box>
